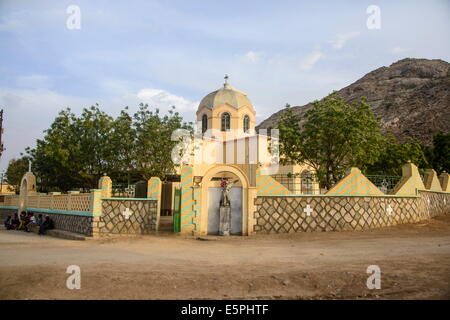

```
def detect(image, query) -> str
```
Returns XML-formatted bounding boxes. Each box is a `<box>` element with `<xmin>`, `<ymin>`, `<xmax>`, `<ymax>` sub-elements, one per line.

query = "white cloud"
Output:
<box><xmin>96</xmin><ymin>79</ymin><xmax>199</xmax><ymax>114</ymax></box>
<box><xmin>299</xmin><ymin>50</ymin><xmax>324</xmax><ymax>70</ymax></box>
<box><xmin>242</xmin><ymin>51</ymin><xmax>261</xmax><ymax>64</ymax></box>
<box><xmin>390</xmin><ymin>47</ymin><xmax>411</xmax><ymax>55</ymax></box>
<box><xmin>137</xmin><ymin>88</ymin><xmax>198</xmax><ymax>112</ymax></box>
<box><xmin>330</xmin><ymin>32</ymin><xmax>361</xmax><ymax>50</ymax></box>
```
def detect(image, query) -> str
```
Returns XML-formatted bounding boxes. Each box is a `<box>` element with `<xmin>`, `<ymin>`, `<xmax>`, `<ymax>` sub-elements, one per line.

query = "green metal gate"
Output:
<box><xmin>173</xmin><ymin>187</ymin><xmax>181</xmax><ymax>232</ymax></box>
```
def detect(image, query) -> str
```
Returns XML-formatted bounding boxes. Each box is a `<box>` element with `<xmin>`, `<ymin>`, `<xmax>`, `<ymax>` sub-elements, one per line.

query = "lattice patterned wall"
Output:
<box><xmin>70</xmin><ymin>194</ymin><xmax>91</xmax><ymax>211</ymax></box>
<box><xmin>38</xmin><ymin>195</ymin><xmax>52</xmax><ymax>208</ymax></box>
<box><xmin>2</xmin><ymin>195</ymin><xmax>19</xmax><ymax>206</ymax></box>
<box><xmin>52</xmin><ymin>195</ymin><xmax>69</xmax><ymax>211</ymax></box>
<box><xmin>0</xmin><ymin>193</ymin><xmax>93</xmax><ymax>212</ymax></box>
<box><xmin>27</xmin><ymin>195</ymin><xmax>40</xmax><ymax>208</ymax></box>
<box><xmin>254</xmin><ymin>191</ymin><xmax>450</xmax><ymax>234</ymax></box>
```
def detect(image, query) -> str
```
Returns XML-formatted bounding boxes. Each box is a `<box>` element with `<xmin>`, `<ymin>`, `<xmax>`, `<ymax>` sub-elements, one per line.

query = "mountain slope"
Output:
<box><xmin>257</xmin><ymin>58</ymin><xmax>450</xmax><ymax>146</ymax></box>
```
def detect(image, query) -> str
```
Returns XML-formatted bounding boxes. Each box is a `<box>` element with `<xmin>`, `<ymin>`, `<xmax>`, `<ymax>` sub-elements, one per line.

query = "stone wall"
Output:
<box><xmin>29</xmin><ymin>211</ymin><xmax>93</xmax><ymax>236</ymax></box>
<box><xmin>0</xmin><ymin>208</ymin><xmax>18</xmax><ymax>220</ymax></box>
<box><xmin>1</xmin><ymin>198</ymin><xmax>158</xmax><ymax>237</ymax></box>
<box><xmin>0</xmin><ymin>207</ymin><xmax>93</xmax><ymax>236</ymax></box>
<box><xmin>418</xmin><ymin>191</ymin><xmax>450</xmax><ymax>218</ymax></box>
<box><xmin>253</xmin><ymin>191</ymin><xmax>450</xmax><ymax>233</ymax></box>
<box><xmin>96</xmin><ymin>199</ymin><xmax>158</xmax><ymax>235</ymax></box>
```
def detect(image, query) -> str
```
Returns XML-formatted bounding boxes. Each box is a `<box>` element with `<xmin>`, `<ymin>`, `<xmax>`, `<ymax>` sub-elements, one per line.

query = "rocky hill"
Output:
<box><xmin>257</xmin><ymin>58</ymin><xmax>450</xmax><ymax>146</ymax></box>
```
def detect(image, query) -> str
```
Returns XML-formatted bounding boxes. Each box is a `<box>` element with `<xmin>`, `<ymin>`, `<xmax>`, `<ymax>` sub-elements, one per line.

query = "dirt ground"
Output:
<box><xmin>1</xmin><ymin>216</ymin><xmax>449</xmax><ymax>300</ymax></box>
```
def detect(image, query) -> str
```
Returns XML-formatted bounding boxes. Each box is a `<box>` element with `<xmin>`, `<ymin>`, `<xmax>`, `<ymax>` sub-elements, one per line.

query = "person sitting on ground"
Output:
<box><xmin>26</xmin><ymin>213</ymin><xmax>38</xmax><ymax>232</ymax></box>
<box><xmin>36</xmin><ymin>214</ymin><xmax>43</xmax><ymax>226</ymax></box>
<box><xmin>11</xmin><ymin>213</ymin><xmax>20</xmax><ymax>230</ymax></box>
<box><xmin>38</xmin><ymin>215</ymin><xmax>55</xmax><ymax>235</ymax></box>
<box><xmin>17</xmin><ymin>211</ymin><xmax>28</xmax><ymax>230</ymax></box>
<box><xmin>4</xmin><ymin>216</ymin><xmax>12</xmax><ymax>230</ymax></box>
<box><xmin>22</xmin><ymin>212</ymin><xmax>32</xmax><ymax>232</ymax></box>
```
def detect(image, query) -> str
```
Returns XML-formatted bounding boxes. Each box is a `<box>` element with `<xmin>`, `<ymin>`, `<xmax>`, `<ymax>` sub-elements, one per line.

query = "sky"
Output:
<box><xmin>0</xmin><ymin>0</ymin><xmax>449</xmax><ymax>171</ymax></box>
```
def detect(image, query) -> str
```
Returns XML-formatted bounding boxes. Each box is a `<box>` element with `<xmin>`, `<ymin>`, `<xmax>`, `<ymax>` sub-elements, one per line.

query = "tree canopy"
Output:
<box><xmin>425</xmin><ymin>132</ymin><xmax>450</xmax><ymax>174</ymax></box>
<box><xmin>364</xmin><ymin>136</ymin><xmax>428</xmax><ymax>176</ymax></box>
<box><xmin>277</xmin><ymin>95</ymin><xmax>429</xmax><ymax>189</ymax></box>
<box><xmin>21</xmin><ymin>104</ymin><xmax>191</xmax><ymax>192</ymax></box>
<box><xmin>4</xmin><ymin>157</ymin><xmax>29</xmax><ymax>193</ymax></box>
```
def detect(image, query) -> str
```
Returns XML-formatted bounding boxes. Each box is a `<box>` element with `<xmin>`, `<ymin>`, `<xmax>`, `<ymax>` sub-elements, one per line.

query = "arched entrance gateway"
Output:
<box><xmin>199</xmin><ymin>165</ymin><xmax>250</xmax><ymax>236</ymax></box>
<box><xmin>183</xmin><ymin>77</ymin><xmax>313</xmax><ymax>236</ymax></box>
<box><xmin>18</xmin><ymin>171</ymin><xmax>37</xmax><ymax>214</ymax></box>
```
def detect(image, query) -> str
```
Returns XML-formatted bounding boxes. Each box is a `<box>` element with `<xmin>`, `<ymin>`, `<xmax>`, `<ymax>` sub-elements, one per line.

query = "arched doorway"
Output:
<box><xmin>207</xmin><ymin>172</ymin><xmax>243</xmax><ymax>235</ymax></box>
<box><xmin>199</xmin><ymin>165</ymin><xmax>250</xmax><ymax>236</ymax></box>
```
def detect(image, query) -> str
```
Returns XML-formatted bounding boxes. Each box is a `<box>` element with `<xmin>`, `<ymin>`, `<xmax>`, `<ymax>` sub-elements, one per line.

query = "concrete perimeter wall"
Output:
<box><xmin>97</xmin><ymin>198</ymin><xmax>158</xmax><ymax>235</ymax></box>
<box><xmin>0</xmin><ymin>175</ymin><xmax>161</xmax><ymax>237</ymax></box>
<box><xmin>0</xmin><ymin>207</ymin><xmax>93</xmax><ymax>235</ymax></box>
<box><xmin>0</xmin><ymin>198</ymin><xmax>158</xmax><ymax>237</ymax></box>
<box><xmin>253</xmin><ymin>190</ymin><xmax>450</xmax><ymax>233</ymax></box>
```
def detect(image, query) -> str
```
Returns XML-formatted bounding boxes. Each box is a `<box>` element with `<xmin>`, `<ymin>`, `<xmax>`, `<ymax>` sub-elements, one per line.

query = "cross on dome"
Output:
<box><xmin>224</xmin><ymin>74</ymin><xmax>229</xmax><ymax>88</ymax></box>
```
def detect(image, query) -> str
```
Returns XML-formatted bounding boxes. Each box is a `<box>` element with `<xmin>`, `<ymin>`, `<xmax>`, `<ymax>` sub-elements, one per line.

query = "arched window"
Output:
<box><xmin>202</xmin><ymin>114</ymin><xmax>208</xmax><ymax>133</ymax></box>
<box><xmin>221</xmin><ymin>112</ymin><xmax>230</xmax><ymax>131</ymax></box>
<box><xmin>243</xmin><ymin>115</ymin><xmax>250</xmax><ymax>133</ymax></box>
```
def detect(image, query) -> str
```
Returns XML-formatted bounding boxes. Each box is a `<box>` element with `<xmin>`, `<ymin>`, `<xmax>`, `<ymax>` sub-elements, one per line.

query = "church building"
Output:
<box><xmin>176</xmin><ymin>77</ymin><xmax>316</xmax><ymax>236</ymax></box>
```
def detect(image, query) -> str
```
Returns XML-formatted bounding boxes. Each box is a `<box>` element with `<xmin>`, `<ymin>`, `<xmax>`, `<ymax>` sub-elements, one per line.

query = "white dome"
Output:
<box><xmin>197</xmin><ymin>82</ymin><xmax>254</xmax><ymax>112</ymax></box>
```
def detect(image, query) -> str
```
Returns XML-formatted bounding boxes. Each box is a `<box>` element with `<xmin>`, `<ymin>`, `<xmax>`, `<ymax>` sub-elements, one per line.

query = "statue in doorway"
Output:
<box><xmin>219</xmin><ymin>178</ymin><xmax>238</xmax><ymax>236</ymax></box>
<box><xmin>220</xmin><ymin>178</ymin><xmax>238</xmax><ymax>207</ymax></box>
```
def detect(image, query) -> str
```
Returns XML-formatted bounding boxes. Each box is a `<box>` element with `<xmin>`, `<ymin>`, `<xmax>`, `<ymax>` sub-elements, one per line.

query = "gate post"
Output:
<box><xmin>98</xmin><ymin>174</ymin><xmax>112</xmax><ymax>198</ymax></box>
<box><xmin>148</xmin><ymin>177</ymin><xmax>162</xmax><ymax>232</ymax></box>
<box><xmin>173</xmin><ymin>187</ymin><xmax>181</xmax><ymax>232</ymax></box>
<box><xmin>90</xmin><ymin>189</ymin><xmax>103</xmax><ymax>238</ymax></box>
<box><xmin>180</xmin><ymin>166</ymin><xmax>195</xmax><ymax>235</ymax></box>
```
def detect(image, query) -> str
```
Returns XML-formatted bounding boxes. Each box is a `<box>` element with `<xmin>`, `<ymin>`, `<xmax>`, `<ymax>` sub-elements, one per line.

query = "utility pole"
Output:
<box><xmin>0</xmin><ymin>170</ymin><xmax>4</xmax><ymax>195</ymax></box>
<box><xmin>0</xmin><ymin>109</ymin><xmax>4</xmax><ymax>195</ymax></box>
<box><xmin>0</xmin><ymin>109</ymin><xmax>4</xmax><ymax>160</ymax></box>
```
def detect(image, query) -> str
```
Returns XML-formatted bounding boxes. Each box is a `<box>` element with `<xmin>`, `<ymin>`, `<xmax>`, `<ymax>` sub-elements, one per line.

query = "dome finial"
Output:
<box><xmin>224</xmin><ymin>74</ymin><xmax>229</xmax><ymax>88</ymax></box>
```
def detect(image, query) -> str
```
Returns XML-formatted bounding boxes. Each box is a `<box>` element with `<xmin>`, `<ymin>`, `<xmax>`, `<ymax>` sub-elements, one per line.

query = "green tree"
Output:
<box><xmin>427</xmin><ymin>132</ymin><xmax>450</xmax><ymax>174</ymax></box>
<box><xmin>133</xmin><ymin>104</ymin><xmax>191</xmax><ymax>180</ymax></box>
<box><xmin>278</xmin><ymin>95</ymin><xmax>385</xmax><ymax>189</ymax></box>
<box><xmin>109</xmin><ymin>108</ymin><xmax>136</xmax><ymax>182</ymax></box>
<box><xmin>23</xmin><ymin>103</ymin><xmax>191</xmax><ymax>190</ymax></box>
<box><xmin>76</xmin><ymin>105</ymin><xmax>115</xmax><ymax>187</ymax></box>
<box><xmin>364</xmin><ymin>136</ymin><xmax>427</xmax><ymax>175</ymax></box>
<box><xmin>26</xmin><ymin>106</ymin><xmax>116</xmax><ymax>191</ymax></box>
<box><xmin>26</xmin><ymin>108</ymin><xmax>82</xmax><ymax>191</ymax></box>
<box><xmin>5</xmin><ymin>157</ymin><xmax>29</xmax><ymax>193</ymax></box>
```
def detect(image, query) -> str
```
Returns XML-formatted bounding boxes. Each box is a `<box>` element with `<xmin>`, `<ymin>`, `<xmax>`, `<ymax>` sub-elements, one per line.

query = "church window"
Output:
<box><xmin>202</xmin><ymin>114</ymin><xmax>208</xmax><ymax>133</ymax></box>
<box><xmin>221</xmin><ymin>112</ymin><xmax>230</xmax><ymax>131</ymax></box>
<box><xmin>243</xmin><ymin>115</ymin><xmax>250</xmax><ymax>133</ymax></box>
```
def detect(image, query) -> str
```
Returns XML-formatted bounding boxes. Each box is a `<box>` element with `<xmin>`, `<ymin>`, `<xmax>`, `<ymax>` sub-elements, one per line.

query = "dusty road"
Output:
<box><xmin>1</xmin><ymin>216</ymin><xmax>449</xmax><ymax>300</ymax></box>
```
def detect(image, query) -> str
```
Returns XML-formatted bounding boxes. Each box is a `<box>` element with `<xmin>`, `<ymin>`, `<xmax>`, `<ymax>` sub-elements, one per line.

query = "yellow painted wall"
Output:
<box><xmin>326</xmin><ymin>168</ymin><xmax>383</xmax><ymax>196</ymax></box>
<box><xmin>393</xmin><ymin>162</ymin><xmax>425</xmax><ymax>196</ymax></box>
<box><xmin>439</xmin><ymin>172</ymin><xmax>450</xmax><ymax>192</ymax></box>
<box><xmin>423</xmin><ymin>169</ymin><xmax>443</xmax><ymax>191</ymax></box>
<box><xmin>256</xmin><ymin>167</ymin><xmax>292</xmax><ymax>196</ymax></box>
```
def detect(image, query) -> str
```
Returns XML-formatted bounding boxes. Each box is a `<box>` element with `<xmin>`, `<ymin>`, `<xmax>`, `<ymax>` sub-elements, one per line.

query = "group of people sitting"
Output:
<box><xmin>4</xmin><ymin>211</ymin><xmax>55</xmax><ymax>235</ymax></box>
